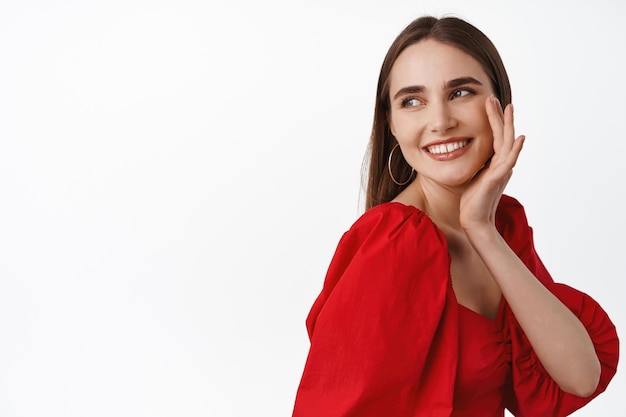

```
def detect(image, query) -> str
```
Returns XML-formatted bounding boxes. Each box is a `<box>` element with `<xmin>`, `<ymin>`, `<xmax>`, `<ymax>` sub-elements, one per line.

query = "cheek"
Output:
<box><xmin>390</xmin><ymin>112</ymin><xmax>425</xmax><ymax>138</ymax></box>
<box><xmin>469</xmin><ymin>105</ymin><xmax>492</xmax><ymax>134</ymax></box>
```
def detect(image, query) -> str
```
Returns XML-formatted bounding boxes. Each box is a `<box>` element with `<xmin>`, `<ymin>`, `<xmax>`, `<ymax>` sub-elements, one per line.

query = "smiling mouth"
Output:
<box><xmin>426</xmin><ymin>139</ymin><xmax>470</xmax><ymax>155</ymax></box>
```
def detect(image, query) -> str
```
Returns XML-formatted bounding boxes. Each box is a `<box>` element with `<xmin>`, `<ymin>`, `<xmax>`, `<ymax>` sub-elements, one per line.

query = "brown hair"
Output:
<box><xmin>363</xmin><ymin>16</ymin><xmax>512</xmax><ymax>210</ymax></box>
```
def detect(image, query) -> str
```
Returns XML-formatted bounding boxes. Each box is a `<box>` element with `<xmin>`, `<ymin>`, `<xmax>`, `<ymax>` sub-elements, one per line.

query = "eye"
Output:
<box><xmin>451</xmin><ymin>88</ymin><xmax>474</xmax><ymax>99</ymax></box>
<box><xmin>401</xmin><ymin>97</ymin><xmax>422</xmax><ymax>108</ymax></box>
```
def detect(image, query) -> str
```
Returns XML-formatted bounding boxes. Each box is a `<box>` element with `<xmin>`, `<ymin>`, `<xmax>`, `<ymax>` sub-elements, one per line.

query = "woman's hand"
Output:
<box><xmin>459</xmin><ymin>96</ymin><xmax>525</xmax><ymax>232</ymax></box>
<box><xmin>458</xmin><ymin>97</ymin><xmax>602</xmax><ymax>398</ymax></box>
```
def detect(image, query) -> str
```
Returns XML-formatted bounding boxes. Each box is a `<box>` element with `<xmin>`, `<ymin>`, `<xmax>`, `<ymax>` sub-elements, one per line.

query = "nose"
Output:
<box><xmin>428</xmin><ymin>101</ymin><xmax>457</xmax><ymax>133</ymax></box>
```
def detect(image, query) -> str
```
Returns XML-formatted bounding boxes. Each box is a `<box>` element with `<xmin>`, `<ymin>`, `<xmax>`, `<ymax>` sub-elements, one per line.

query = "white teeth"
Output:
<box><xmin>427</xmin><ymin>140</ymin><xmax>469</xmax><ymax>155</ymax></box>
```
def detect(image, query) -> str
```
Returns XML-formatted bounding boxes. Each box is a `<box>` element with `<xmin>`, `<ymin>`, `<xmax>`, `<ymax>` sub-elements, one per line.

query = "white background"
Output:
<box><xmin>0</xmin><ymin>0</ymin><xmax>623</xmax><ymax>416</ymax></box>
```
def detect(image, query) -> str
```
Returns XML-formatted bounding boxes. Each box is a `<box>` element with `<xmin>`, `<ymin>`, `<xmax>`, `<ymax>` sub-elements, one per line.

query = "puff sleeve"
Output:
<box><xmin>292</xmin><ymin>203</ymin><xmax>459</xmax><ymax>417</ymax></box>
<box><xmin>496</xmin><ymin>196</ymin><xmax>620</xmax><ymax>417</ymax></box>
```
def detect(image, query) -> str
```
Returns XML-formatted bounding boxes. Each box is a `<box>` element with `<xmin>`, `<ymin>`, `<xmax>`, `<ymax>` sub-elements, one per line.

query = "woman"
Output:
<box><xmin>292</xmin><ymin>15</ymin><xmax>619</xmax><ymax>417</ymax></box>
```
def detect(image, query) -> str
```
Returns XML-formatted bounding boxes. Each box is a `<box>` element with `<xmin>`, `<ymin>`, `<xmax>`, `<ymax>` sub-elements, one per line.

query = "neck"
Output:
<box><xmin>394</xmin><ymin>176</ymin><xmax>466</xmax><ymax>231</ymax></box>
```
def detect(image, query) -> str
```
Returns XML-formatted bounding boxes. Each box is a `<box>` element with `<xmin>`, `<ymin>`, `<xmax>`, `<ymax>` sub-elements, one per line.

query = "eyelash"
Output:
<box><xmin>399</xmin><ymin>87</ymin><xmax>477</xmax><ymax>108</ymax></box>
<box><xmin>400</xmin><ymin>97</ymin><xmax>422</xmax><ymax>108</ymax></box>
<box><xmin>451</xmin><ymin>87</ymin><xmax>476</xmax><ymax>99</ymax></box>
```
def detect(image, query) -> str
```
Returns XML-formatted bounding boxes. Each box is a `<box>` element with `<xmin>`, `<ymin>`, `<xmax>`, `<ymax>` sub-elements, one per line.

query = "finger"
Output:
<box><xmin>507</xmin><ymin>135</ymin><xmax>525</xmax><ymax>167</ymax></box>
<box><xmin>498</xmin><ymin>133</ymin><xmax>525</xmax><ymax>171</ymax></box>
<box><xmin>486</xmin><ymin>134</ymin><xmax>524</xmax><ymax>182</ymax></box>
<box><xmin>486</xmin><ymin>95</ymin><xmax>504</xmax><ymax>147</ymax></box>
<box><xmin>503</xmin><ymin>103</ymin><xmax>516</xmax><ymax>148</ymax></box>
<box><xmin>495</xmin><ymin>135</ymin><xmax>525</xmax><ymax>176</ymax></box>
<box><xmin>486</xmin><ymin>95</ymin><xmax>503</xmax><ymax>130</ymax></box>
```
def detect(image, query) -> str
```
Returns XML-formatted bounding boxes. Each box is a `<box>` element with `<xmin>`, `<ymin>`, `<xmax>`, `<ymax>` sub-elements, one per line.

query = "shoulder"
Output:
<box><xmin>322</xmin><ymin>202</ymin><xmax>448</xmax><ymax>292</ymax></box>
<box><xmin>354</xmin><ymin>201</ymin><xmax>427</xmax><ymax>227</ymax></box>
<box><xmin>496</xmin><ymin>194</ymin><xmax>527</xmax><ymax>223</ymax></box>
<box><xmin>345</xmin><ymin>202</ymin><xmax>447</xmax><ymax>251</ymax></box>
<box><xmin>495</xmin><ymin>194</ymin><xmax>532</xmax><ymax>238</ymax></box>
<box><xmin>306</xmin><ymin>202</ymin><xmax>451</xmax><ymax>336</ymax></box>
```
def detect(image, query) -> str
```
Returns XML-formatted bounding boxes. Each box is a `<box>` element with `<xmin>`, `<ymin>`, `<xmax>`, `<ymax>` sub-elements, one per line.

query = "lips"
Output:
<box><xmin>425</xmin><ymin>138</ymin><xmax>471</xmax><ymax>155</ymax></box>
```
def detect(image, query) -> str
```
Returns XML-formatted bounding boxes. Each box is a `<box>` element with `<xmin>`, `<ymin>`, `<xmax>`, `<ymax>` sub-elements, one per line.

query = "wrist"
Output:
<box><xmin>463</xmin><ymin>222</ymin><xmax>500</xmax><ymax>245</ymax></box>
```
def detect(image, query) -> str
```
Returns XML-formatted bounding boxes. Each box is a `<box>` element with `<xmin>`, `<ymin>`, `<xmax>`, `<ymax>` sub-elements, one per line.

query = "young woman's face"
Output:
<box><xmin>388</xmin><ymin>39</ymin><xmax>496</xmax><ymax>188</ymax></box>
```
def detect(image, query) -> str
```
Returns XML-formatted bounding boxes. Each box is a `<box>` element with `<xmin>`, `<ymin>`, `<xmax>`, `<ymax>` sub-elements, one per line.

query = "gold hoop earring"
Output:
<box><xmin>388</xmin><ymin>143</ymin><xmax>415</xmax><ymax>186</ymax></box>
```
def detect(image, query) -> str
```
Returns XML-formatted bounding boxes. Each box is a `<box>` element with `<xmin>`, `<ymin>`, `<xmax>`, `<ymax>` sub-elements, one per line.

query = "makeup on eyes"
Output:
<box><xmin>397</xmin><ymin>86</ymin><xmax>479</xmax><ymax>109</ymax></box>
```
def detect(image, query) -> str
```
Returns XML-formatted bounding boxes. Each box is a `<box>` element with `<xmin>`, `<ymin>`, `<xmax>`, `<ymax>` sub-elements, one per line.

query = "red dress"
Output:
<box><xmin>292</xmin><ymin>196</ymin><xmax>619</xmax><ymax>417</ymax></box>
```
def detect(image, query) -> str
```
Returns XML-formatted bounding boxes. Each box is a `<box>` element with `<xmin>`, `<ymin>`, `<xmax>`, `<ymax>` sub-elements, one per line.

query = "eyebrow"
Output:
<box><xmin>392</xmin><ymin>77</ymin><xmax>484</xmax><ymax>100</ymax></box>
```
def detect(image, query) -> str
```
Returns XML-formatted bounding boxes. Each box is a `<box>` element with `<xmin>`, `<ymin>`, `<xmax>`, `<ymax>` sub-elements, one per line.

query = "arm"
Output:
<box><xmin>460</xmin><ymin>96</ymin><xmax>600</xmax><ymax>397</ymax></box>
<box><xmin>466</xmin><ymin>224</ymin><xmax>600</xmax><ymax>396</ymax></box>
<box><xmin>292</xmin><ymin>204</ymin><xmax>458</xmax><ymax>417</ymax></box>
<box><xmin>497</xmin><ymin>200</ymin><xmax>618</xmax><ymax>416</ymax></box>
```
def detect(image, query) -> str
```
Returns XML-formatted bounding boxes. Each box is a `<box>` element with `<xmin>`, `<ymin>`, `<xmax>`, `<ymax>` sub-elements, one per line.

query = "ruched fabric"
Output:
<box><xmin>292</xmin><ymin>196</ymin><xmax>619</xmax><ymax>417</ymax></box>
<box><xmin>452</xmin><ymin>301</ymin><xmax>510</xmax><ymax>416</ymax></box>
<box><xmin>496</xmin><ymin>197</ymin><xmax>620</xmax><ymax>416</ymax></box>
<box><xmin>503</xmin><ymin>284</ymin><xmax>619</xmax><ymax>416</ymax></box>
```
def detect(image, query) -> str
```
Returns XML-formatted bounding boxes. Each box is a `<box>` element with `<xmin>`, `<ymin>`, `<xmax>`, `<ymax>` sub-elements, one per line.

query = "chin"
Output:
<box><xmin>433</xmin><ymin>172</ymin><xmax>477</xmax><ymax>188</ymax></box>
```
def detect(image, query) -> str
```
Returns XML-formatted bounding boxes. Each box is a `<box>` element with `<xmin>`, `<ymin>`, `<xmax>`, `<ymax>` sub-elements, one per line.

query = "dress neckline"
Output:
<box><xmin>457</xmin><ymin>296</ymin><xmax>506</xmax><ymax>323</ymax></box>
<box><xmin>381</xmin><ymin>202</ymin><xmax>506</xmax><ymax>323</ymax></box>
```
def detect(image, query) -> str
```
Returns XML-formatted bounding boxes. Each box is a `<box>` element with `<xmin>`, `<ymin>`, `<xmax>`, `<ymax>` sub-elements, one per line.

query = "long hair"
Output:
<box><xmin>363</xmin><ymin>16</ymin><xmax>512</xmax><ymax>210</ymax></box>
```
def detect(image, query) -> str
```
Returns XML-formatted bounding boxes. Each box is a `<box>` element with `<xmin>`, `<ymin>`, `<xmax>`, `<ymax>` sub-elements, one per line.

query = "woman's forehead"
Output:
<box><xmin>389</xmin><ymin>39</ymin><xmax>490</xmax><ymax>90</ymax></box>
